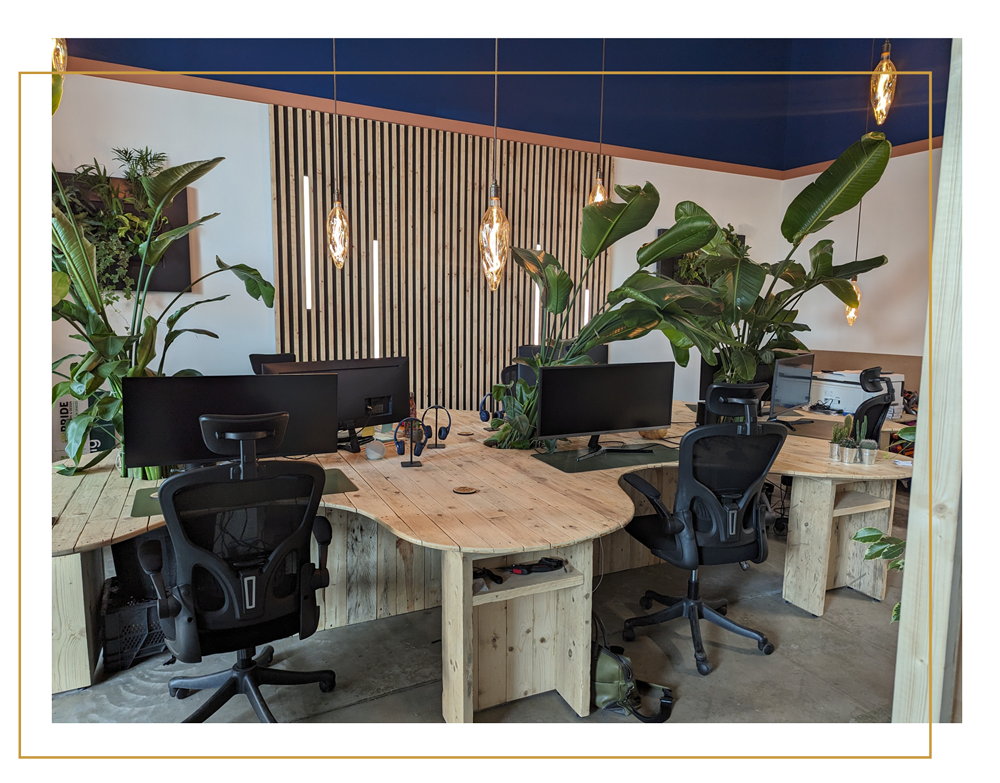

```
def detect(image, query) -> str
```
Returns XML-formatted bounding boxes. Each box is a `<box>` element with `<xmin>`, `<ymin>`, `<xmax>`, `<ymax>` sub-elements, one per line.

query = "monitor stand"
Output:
<box><xmin>339</xmin><ymin>428</ymin><xmax>374</xmax><ymax>454</ymax></box>
<box><xmin>576</xmin><ymin>434</ymin><xmax>654</xmax><ymax>463</ymax></box>
<box><xmin>767</xmin><ymin>411</ymin><xmax>814</xmax><ymax>431</ymax></box>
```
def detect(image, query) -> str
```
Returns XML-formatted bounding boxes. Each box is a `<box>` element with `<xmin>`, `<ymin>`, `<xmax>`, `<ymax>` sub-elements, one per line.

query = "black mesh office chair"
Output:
<box><xmin>249</xmin><ymin>352</ymin><xmax>295</xmax><ymax>374</ymax></box>
<box><xmin>621</xmin><ymin>383</ymin><xmax>786</xmax><ymax>675</ymax></box>
<box><xmin>138</xmin><ymin>412</ymin><xmax>336</xmax><ymax>723</ymax></box>
<box><xmin>851</xmin><ymin>366</ymin><xmax>896</xmax><ymax>443</ymax></box>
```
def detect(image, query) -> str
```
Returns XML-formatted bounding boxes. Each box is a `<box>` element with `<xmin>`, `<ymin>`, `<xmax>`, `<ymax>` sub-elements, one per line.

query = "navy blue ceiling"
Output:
<box><xmin>66</xmin><ymin>37</ymin><xmax>952</xmax><ymax>171</ymax></box>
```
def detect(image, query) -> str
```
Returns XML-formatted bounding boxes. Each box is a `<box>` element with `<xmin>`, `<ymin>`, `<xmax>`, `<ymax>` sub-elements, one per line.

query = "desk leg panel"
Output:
<box><xmin>555</xmin><ymin>541</ymin><xmax>593</xmax><ymax>718</ymax></box>
<box><xmin>52</xmin><ymin>550</ymin><xmax>105</xmax><ymax>694</ymax></box>
<box><xmin>783</xmin><ymin>478</ymin><xmax>837</xmax><ymax>617</ymax></box>
<box><xmin>830</xmin><ymin>479</ymin><xmax>896</xmax><ymax>600</ymax></box>
<box><xmin>441</xmin><ymin>550</ymin><xmax>474</xmax><ymax>723</ymax></box>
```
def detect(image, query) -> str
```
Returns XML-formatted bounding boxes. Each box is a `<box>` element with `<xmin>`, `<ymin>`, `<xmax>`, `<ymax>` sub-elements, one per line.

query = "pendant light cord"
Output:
<box><xmin>855</xmin><ymin>39</ymin><xmax>878</xmax><ymax>266</ymax></box>
<box><xmin>333</xmin><ymin>39</ymin><xmax>340</xmax><ymax>196</ymax></box>
<box><xmin>493</xmin><ymin>38</ymin><xmax>499</xmax><ymax>184</ymax></box>
<box><xmin>598</xmin><ymin>39</ymin><xmax>605</xmax><ymax>158</ymax></box>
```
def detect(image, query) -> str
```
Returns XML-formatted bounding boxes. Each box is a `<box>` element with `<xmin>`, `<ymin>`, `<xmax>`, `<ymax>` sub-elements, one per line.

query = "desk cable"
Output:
<box><xmin>593</xmin><ymin>535</ymin><xmax>605</xmax><ymax>594</ymax></box>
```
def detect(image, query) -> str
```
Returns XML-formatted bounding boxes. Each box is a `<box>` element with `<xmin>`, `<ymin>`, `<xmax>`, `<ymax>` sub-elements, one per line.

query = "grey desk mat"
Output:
<box><xmin>531</xmin><ymin>443</ymin><xmax>680</xmax><ymax>474</ymax></box>
<box><xmin>129</xmin><ymin>467</ymin><xmax>358</xmax><ymax>517</ymax></box>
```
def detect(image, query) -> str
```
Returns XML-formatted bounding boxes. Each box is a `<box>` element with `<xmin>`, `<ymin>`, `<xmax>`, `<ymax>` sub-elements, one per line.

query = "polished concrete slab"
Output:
<box><xmin>52</xmin><ymin>492</ymin><xmax>911</xmax><ymax>725</ymax></box>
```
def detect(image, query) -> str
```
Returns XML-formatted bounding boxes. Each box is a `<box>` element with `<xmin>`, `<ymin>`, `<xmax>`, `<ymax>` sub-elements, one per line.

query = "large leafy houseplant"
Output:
<box><xmin>52</xmin><ymin>155</ymin><xmax>275</xmax><ymax>477</ymax></box>
<box><xmin>485</xmin><ymin>182</ymin><xmax>724</xmax><ymax>450</ymax></box>
<box><xmin>663</xmin><ymin>132</ymin><xmax>893</xmax><ymax>382</ymax></box>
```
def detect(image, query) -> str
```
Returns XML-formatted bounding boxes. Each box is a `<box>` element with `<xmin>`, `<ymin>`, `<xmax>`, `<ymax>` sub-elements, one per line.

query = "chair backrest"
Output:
<box><xmin>852</xmin><ymin>367</ymin><xmax>895</xmax><ymax>442</ymax></box>
<box><xmin>249</xmin><ymin>352</ymin><xmax>296</xmax><ymax>375</ymax></box>
<box><xmin>156</xmin><ymin>458</ymin><xmax>326</xmax><ymax>663</ymax></box>
<box><xmin>672</xmin><ymin>383</ymin><xmax>786</xmax><ymax>569</ymax></box>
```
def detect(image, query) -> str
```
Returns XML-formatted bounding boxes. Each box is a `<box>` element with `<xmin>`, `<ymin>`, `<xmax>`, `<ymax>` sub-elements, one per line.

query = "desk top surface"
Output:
<box><xmin>52</xmin><ymin>402</ymin><xmax>913</xmax><ymax>557</ymax></box>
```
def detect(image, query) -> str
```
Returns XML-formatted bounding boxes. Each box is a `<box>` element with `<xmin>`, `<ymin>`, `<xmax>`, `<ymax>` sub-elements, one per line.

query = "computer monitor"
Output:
<box><xmin>122</xmin><ymin>374</ymin><xmax>339</xmax><ymax>468</ymax></box>
<box><xmin>261</xmin><ymin>357</ymin><xmax>410</xmax><ymax>452</ymax></box>
<box><xmin>768</xmin><ymin>352</ymin><xmax>815</xmax><ymax>428</ymax></box>
<box><xmin>516</xmin><ymin>344</ymin><xmax>609</xmax><ymax>386</ymax></box>
<box><xmin>536</xmin><ymin>362</ymin><xmax>675</xmax><ymax>460</ymax></box>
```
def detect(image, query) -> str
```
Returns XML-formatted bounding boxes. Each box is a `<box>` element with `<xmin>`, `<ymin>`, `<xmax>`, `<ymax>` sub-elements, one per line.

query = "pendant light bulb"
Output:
<box><xmin>845</xmin><ymin>277</ymin><xmax>862</xmax><ymax>326</ymax></box>
<box><xmin>588</xmin><ymin>169</ymin><xmax>608</xmax><ymax>205</ymax></box>
<box><xmin>52</xmin><ymin>38</ymin><xmax>67</xmax><ymax>72</ymax></box>
<box><xmin>327</xmin><ymin>190</ymin><xmax>349</xmax><ymax>270</ymax></box>
<box><xmin>479</xmin><ymin>181</ymin><xmax>510</xmax><ymax>292</ymax></box>
<box><xmin>870</xmin><ymin>40</ymin><xmax>897</xmax><ymax>126</ymax></box>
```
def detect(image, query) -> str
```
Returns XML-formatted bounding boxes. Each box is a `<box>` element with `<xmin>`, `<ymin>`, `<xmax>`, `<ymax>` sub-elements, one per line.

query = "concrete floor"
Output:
<box><xmin>52</xmin><ymin>487</ymin><xmax>910</xmax><ymax>725</ymax></box>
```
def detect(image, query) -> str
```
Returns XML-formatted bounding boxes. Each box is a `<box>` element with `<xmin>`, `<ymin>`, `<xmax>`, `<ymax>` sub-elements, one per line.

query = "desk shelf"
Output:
<box><xmin>472</xmin><ymin>564</ymin><xmax>584</xmax><ymax>606</ymax></box>
<box><xmin>832</xmin><ymin>490</ymin><xmax>892</xmax><ymax>518</ymax></box>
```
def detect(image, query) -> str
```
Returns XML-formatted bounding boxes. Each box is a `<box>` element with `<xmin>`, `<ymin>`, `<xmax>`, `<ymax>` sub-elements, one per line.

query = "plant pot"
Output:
<box><xmin>841</xmin><ymin>447</ymin><xmax>858</xmax><ymax>464</ymax></box>
<box><xmin>829</xmin><ymin>443</ymin><xmax>840</xmax><ymax>460</ymax></box>
<box><xmin>859</xmin><ymin>448</ymin><xmax>878</xmax><ymax>466</ymax></box>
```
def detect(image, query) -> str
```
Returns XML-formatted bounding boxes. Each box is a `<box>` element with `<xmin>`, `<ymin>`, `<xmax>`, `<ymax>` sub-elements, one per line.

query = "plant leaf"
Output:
<box><xmin>828</xmin><ymin>255</ymin><xmax>889</xmax><ymax>280</ymax></box>
<box><xmin>573</xmin><ymin>303</ymin><xmax>661</xmax><ymax>356</ymax></box>
<box><xmin>781</xmin><ymin>133</ymin><xmax>892</xmax><ymax>245</ymax></box>
<box><xmin>511</xmin><ymin>247</ymin><xmax>561</xmax><ymax>289</ymax></box>
<box><xmin>163</xmin><ymin>328</ymin><xmax>219</xmax><ymax>351</ymax></box>
<box><xmin>166</xmin><ymin>295</ymin><xmax>230</xmax><ymax>329</ymax></box>
<box><xmin>891</xmin><ymin>602</ymin><xmax>901</xmax><ymax>623</ymax></box>
<box><xmin>821</xmin><ymin>277</ymin><xmax>860</xmax><ymax>307</ymax></box>
<box><xmin>143</xmin><ymin>213</ymin><xmax>220</xmax><ymax>267</ymax></box>
<box><xmin>52</xmin><ymin>204</ymin><xmax>104</xmax><ymax>317</ymax></box>
<box><xmin>580</xmin><ymin>182</ymin><xmax>659</xmax><ymax>260</ymax></box>
<box><xmin>215</xmin><ymin>257</ymin><xmax>275</xmax><ymax>307</ymax></box>
<box><xmin>172</xmin><ymin>369</ymin><xmax>204</xmax><ymax>377</ymax></box>
<box><xmin>52</xmin><ymin>270</ymin><xmax>70</xmax><ymax>307</ymax></box>
<box><xmin>141</xmin><ymin>158</ymin><xmax>224</xmax><ymax>215</ymax></box>
<box><xmin>808</xmin><ymin>239</ymin><xmax>835</xmax><ymax>278</ymax></box>
<box><xmin>64</xmin><ymin>409</ymin><xmax>96</xmax><ymax>464</ymax></box>
<box><xmin>130</xmin><ymin>316</ymin><xmax>158</xmax><ymax>376</ymax></box>
<box><xmin>636</xmin><ymin>214</ymin><xmax>718</xmax><ymax>269</ymax></box>
<box><xmin>852</xmin><ymin>527</ymin><xmax>886</xmax><ymax>544</ymax></box>
<box><xmin>541</xmin><ymin>266</ymin><xmax>574</xmax><ymax>314</ymax></box>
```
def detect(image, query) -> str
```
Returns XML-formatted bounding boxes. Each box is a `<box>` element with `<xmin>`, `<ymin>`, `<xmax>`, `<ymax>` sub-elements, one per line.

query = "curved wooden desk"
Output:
<box><xmin>51</xmin><ymin>403</ymin><xmax>912</xmax><ymax>719</ymax></box>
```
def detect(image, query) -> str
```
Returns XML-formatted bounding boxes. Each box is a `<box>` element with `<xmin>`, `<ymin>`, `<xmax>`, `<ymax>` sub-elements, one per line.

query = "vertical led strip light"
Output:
<box><xmin>583</xmin><ymin>289</ymin><xmax>591</xmax><ymax>325</ymax></box>
<box><xmin>532</xmin><ymin>244</ymin><xmax>541</xmax><ymax>344</ymax></box>
<box><xmin>302</xmin><ymin>175</ymin><xmax>312</xmax><ymax>310</ymax></box>
<box><xmin>372</xmin><ymin>240</ymin><xmax>381</xmax><ymax>358</ymax></box>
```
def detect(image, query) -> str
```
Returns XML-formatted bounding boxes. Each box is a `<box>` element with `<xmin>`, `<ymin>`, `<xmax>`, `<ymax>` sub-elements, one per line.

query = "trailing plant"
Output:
<box><xmin>52</xmin><ymin>155</ymin><xmax>275</xmax><ymax>477</ymax></box>
<box><xmin>485</xmin><ymin>181</ymin><xmax>725</xmax><ymax>449</ymax></box>
<box><xmin>851</xmin><ymin>527</ymin><xmax>906</xmax><ymax>622</ymax></box>
<box><xmin>659</xmin><ymin>133</ymin><xmax>892</xmax><ymax>383</ymax></box>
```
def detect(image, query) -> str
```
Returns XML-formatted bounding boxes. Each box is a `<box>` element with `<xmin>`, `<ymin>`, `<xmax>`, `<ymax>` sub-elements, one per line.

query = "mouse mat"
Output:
<box><xmin>129</xmin><ymin>467</ymin><xmax>358</xmax><ymax>517</ymax></box>
<box><xmin>531</xmin><ymin>443</ymin><xmax>680</xmax><ymax>474</ymax></box>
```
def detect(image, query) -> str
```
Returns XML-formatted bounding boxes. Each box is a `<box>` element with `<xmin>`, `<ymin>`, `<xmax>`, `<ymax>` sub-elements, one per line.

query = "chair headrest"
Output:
<box><xmin>199</xmin><ymin>412</ymin><xmax>289</xmax><ymax>457</ymax></box>
<box><xmin>249</xmin><ymin>353</ymin><xmax>296</xmax><ymax>375</ymax></box>
<box><xmin>705</xmin><ymin>383</ymin><xmax>769</xmax><ymax>419</ymax></box>
<box><xmin>859</xmin><ymin>366</ymin><xmax>884</xmax><ymax>393</ymax></box>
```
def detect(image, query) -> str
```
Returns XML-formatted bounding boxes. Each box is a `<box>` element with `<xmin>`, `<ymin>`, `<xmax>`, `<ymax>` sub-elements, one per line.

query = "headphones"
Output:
<box><xmin>393</xmin><ymin>417</ymin><xmax>432</xmax><ymax>456</ymax></box>
<box><xmin>479</xmin><ymin>392</ymin><xmax>506</xmax><ymax>423</ymax></box>
<box><xmin>422</xmin><ymin>405</ymin><xmax>452</xmax><ymax>441</ymax></box>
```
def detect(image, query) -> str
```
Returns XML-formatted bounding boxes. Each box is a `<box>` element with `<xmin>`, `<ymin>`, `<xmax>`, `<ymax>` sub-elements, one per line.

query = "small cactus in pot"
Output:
<box><xmin>839</xmin><ymin>436</ymin><xmax>859</xmax><ymax>464</ymax></box>
<box><xmin>859</xmin><ymin>438</ymin><xmax>879</xmax><ymax>465</ymax></box>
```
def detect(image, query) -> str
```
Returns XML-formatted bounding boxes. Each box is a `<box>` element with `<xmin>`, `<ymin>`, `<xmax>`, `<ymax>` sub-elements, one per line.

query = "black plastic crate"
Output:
<box><xmin>101</xmin><ymin>577</ymin><xmax>168</xmax><ymax>674</ymax></box>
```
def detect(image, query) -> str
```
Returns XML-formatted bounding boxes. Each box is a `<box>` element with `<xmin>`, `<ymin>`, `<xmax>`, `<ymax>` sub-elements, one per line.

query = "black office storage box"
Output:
<box><xmin>101</xmin><ymin>576</ymin><xmax>168</xmax><ymax>674</ymax></box>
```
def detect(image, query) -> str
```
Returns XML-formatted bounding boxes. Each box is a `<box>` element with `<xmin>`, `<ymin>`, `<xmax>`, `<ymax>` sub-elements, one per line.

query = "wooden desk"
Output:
<box><xmin>777</xmin><ymin>409</ymin><xmax>915</xmax><ymax>450</ymax></box>
<box><xmin>50</xmin><ymin>403</ymin><xmax>912</xmax><ymax>714</ymax></box>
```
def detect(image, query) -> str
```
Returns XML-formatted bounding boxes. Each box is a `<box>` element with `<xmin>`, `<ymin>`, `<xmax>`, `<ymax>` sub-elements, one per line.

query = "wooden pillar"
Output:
<box><xmin>892</xmin><ymin>39</ymin><xmax>962</xmax><ymax>724</ymax></box>
<box><xmin>52</xmin><ymin>550</ymin><xmax>105</xmax><ymax>693</ymax></box>
<box><xmin>441</xmin><ymin>550</ymin><xmax>474</xmax><ymax>723</ymax></box>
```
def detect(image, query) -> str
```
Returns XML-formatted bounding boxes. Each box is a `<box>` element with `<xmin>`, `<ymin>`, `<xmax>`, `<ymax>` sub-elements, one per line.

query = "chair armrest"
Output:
<box><xmin>137</xmin><ymin>540</ymin><xmax>181</xmax><ymax>620</ymax></box>
<box><xmin>623</xmin><ymin>473</ymin><xmax>660</xmax><ymax>500</ymax></box>
<box><xmin>310</xmin><ymin>516</ymin><xmax>333</xmax><ymax>590</ymax></box>
<box><xmin>624</xmin><ymin>474</ymin><xmax>684</xmax><ymax>534</ymax></box>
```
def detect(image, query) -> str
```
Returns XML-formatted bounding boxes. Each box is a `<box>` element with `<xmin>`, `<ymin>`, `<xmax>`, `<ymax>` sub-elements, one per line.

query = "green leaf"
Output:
<box><xmin>542</xmin><ymin>266</ymin><xmax>574</xmax><ymax>314</ymax></box>
<box><xmin>888</xmin><ymin>558</ymin><xmax>905</xmax><ymax>571</ymax></box>
<box><xmin>143</xmin><ymin>213</ymin><xmax>220</xmax><ymax>267</ymax></box>
<box><xmin>635</xmin><ymin>214</ymin><xmax>718</xmax><ymax>269</ymax></box>
<box><xmin>64</xmin><ymin>410</ymin><xmax>96</xmax><ymax>464</ymax></box>
<box><xmin>580</xmin><ymin>182</ymin><xmax>659</xmax><ymax>260</ymax></box>
<box><xmin>172</xmin><ymin>369</ymin><xmax>204</xmax><ymax>377</ymax></box>
<box><xmin>52</xmin><ymin>203</ymin><xmax>104</xmax><ymax>317</ymax></box>
<box><xmin>92</xmin><ymin>395</ymin><xmax>122</xmax><ymax>422</ymax></box>
<box><xmin>131</xmin><ymin>316</ymin><xmax>157</xmax><ymax>375</ymax></box>
<box><xmin>880</xmin><ymin>543</ymin><xmax>905</xmax><ymax>560</ymax></box>
<box><xmin>52</xmin><ymin>270</ymin><xmax>70</xmax><ymax>307</ymax></box>
<box><xmin>821</xmin><ymin>277</ymin><xmax>860</xmax><ymax>307</ymax></box>
<box><xmin>52</xmin><ymin>72</ymin><xmax>64</xmax><ymax>115</ymax></box>
<box><xmin>51</xmin><ymin>381</ymin><xmax>74</xmax><ymax>404</ymax></box>
<box><xmin>729</xmin><ymin>349</ymin><xmax>758</xmax><ymax>383</ymax></box>
<box><xmin>163</xmin><ymin>328</ymin><xmax>219</xmax><ymax>352</ymax></box>
<box><xmin>781</xmin><ymin>133</ymin><xmax>892</xmax><ymax>245</ymax></box>
<box><xmin>898</xmin><ymin>426</ymin><xmax>916</xmax><ymax>442</ymax></box>
<box><xmin>828</xmin><ymin>255</ymin><xmax>889</xmax><ymax>280</ymax></box>
<box><xmin>808</xmin><ymin>239</ymin><xmax>835</xmax><ymax>278</ymax></box>
<box><xmin>511</xmin><ymin>247</ymin><xmax>561</xmax><ymax>289</ymax></box>
<box><xmin>608</xmin><ymin>271</ymin><xmax>722</xmax><ymax>316</ymax></box>
<box><xmin>55</xmin><ymin>448</ymin><xmax>114</xmax><ymax>476</ymax></box>
<box><xmin>165</xmin><ymin>295</ymin><xmax>230</xmax><ymax>329</ymax></box>
<box><xmin>69</xmin><ymin>372</ymin><xmax>103</xmax><ymax>399</ymax></box>
<box><xmin>215</xmin><ymin>257</ymin><xmax>275</xmax><ymax>307</ymax></box>
<box><xmin>573</xmin><ymin>303</ymin><xmax>661</xmax><ymax>356</ymax></box>
<box><xmin>852</xmin><ymin>527</ymin><xmax>886</xmax><ymax>544</ymax></box>
<box><xmin>141</xmin><ymin>158</ymin><xmax>224</xmax><ymax>215</ymax></box>
<box><xmin>52</xmin><ymin>354</ymin><xmax>80</xmax><ymax>374</ymax></box>
<box><xmin>492</xmin><ymin>384</ymin><xmax>507</xmax><ymax>401</ymax></box>
<box><xmin>891</xmin><ymin>602</ymin><xmax>901</xmax><ymax>623</ymax></box>
<box><xmin>723</xmin><ymin>259</ymin><xmax>767</xmax><ymax>315</ymax></box>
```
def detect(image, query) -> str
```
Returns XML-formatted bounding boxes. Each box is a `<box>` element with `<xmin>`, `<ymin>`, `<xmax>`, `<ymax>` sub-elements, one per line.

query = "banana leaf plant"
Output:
<box><xmin>485</xmin><ymin>182</ymin><xmax>725</xmax><ymax>450</ymax></box>
<box><xmin>667</xmin><ymin>132</ymin><xmax>893</xmax><ymax>382</ymax></box>
<box><xmin>51</xmin><ymin>157</ymin><xmax>275</xmax><ymax>477</ymax></box>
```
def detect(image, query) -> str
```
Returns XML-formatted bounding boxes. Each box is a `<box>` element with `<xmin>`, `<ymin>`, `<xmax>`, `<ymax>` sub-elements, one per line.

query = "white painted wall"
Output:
<box><xmin>606</xmin><ymin>149</ymin><xmax>940</xmax><ymax>404</ymax></box>
<box><xmin>52</xmin><ymin>76</ymin><xmax>276</xmax><ymax>378</ymax></box>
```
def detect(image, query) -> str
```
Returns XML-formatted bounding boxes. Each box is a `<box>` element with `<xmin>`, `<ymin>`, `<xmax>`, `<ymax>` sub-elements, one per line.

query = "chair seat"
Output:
<box><xmin>625</xmin><ymin>514</ymin><xmax>762</xmax><ymax>568</ymax></box>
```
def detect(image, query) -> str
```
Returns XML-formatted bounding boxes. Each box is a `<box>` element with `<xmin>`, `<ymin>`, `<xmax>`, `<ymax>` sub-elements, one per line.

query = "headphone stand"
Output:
<box><xmin>400</xmin><ymin>431</ymin><xmax>421</xmax><ymax>468</ymax></box>
<box><xmin>427</xmin><ymin>407</ymin><xmax>446</xmax><ymax>449</ymax></box>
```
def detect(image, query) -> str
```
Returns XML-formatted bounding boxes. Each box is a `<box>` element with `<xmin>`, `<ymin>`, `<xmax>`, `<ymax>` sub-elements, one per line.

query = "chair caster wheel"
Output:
<box><xmin>622</xmin><ymin>627</ymin><xmax>636</xmax><ymax>642</ymax></box>
<box><xmin>639</xmin><ymin>596</ymin><xmax>653</xmax><ymax>610</ymax></box>
<box><xmin>759</xmin><ymin>641</ymin><xmax>775</xmax><ymax>655</ymax></box>
<box><xmin>170</xmin><ymin>687</ymin><xmax>192</xmax><ymax>700</ymax></box>
<box><xmin>717</xmin><ymin>603</ymin><xmax>728</xmax><ymax>616</ymax></box>
<box><xmin>257</xmin><ymin>646</ymin><xmax>274</xmax><ymax>667</ymax></box>
<box><xmin>696</xmin><ymin>661</ymin><xmax>712</xmax><ymax>676</ymax></box>
<box><xmin>319</xmin><ymin>673</ymin><xmax>337</xmax><ymax>693</ymax></box>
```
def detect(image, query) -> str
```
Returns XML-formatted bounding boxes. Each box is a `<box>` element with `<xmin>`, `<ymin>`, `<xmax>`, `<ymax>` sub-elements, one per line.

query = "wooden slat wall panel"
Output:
<box><xmin>271</xmin><ymin>105</ymin><xmax>613</xmax><ymax>410</ymax></box>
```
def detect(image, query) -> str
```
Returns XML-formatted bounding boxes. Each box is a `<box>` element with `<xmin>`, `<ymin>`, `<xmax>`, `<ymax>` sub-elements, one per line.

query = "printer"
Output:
<box><xmin>809</xmin><ymin>369</ymin><xmax>905</xmax><ymax>420</ymax></box>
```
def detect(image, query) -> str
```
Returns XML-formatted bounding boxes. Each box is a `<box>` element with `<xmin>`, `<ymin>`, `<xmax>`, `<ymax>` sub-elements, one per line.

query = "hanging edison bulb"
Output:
<box><xmin>845</xmin><ymin>278</ymin><xmax>862</xmax><ymax>326</ymax></box>
<box><xmin>870</xmin><ymin>40</ymin><xmax>897</xmax><ymax>126</ymax></box>
<box><xmin>326</xmin><ymin>189</ymin><xmax>349</xmax><ymax>270</ymax></box>
<box><xmin>588</xmin><ymin>168</ymin><xmax>608</xmax><ymax>205</ymax></box>
<box><xmin>52</xmin><ymin>38</ymin><xmax>67</xmax><ymax>114</ymax></box>
<box><xmin>479</xmin><ymin>181</ymin><xmax>510</xmax><ymax>292</ymax></box>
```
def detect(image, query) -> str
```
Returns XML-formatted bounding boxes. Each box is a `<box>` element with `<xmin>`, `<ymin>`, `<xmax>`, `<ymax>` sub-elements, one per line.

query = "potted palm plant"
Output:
<box><xmin>52</xmin><ymin>155</ymin><xmax>275</xmax><ymax>477</ymax></box>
